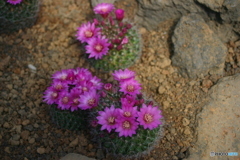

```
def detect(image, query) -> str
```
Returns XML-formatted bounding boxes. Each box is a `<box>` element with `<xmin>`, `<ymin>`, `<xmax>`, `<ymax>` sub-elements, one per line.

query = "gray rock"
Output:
<box><xmin>187</xmin><ymin>74</ymin><xmax>240</xmax><ymax>160</ymax></box>
<box><xmin>91</xmin><ymin>0</ymin><xmax>116</xmax><ymax>8</ymax></box>
<box><xmin>196</xmin><ymin>0</ymin><xmax>224</xmax><ymax>12</ymax></box>
<box><xmin>171</xmin><ymin>14</ymin><xmax>227</xmax><ymax>79</ymax></box>
<box><xmin>136</xmin><ymin>0</ymin><xmax>207</xmax><ymax>30</ymax></box>
<box><xmin>60</xmin><ymin>153</ymin><xmax>96</xmax><ymax>160</ymax></box>
<box><xmin>221</xmin><ymin>0</ymin><xmax>240</xmax><ymax>23</ymax></box>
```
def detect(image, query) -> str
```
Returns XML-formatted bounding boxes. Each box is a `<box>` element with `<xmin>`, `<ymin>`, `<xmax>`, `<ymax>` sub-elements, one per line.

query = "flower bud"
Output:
<box><xmin>148</xmin><ymin>101</ymin><xmax>153</xmax><ymax>106</ymax></box>
<box><xmin>117</xmin><ymin>44</ymin><xmax>123</xmax><ymax>50</ymax></box>
<box><xmin>104</xmin><ymin>83</ymin><xmax>112</xmax><ymax>91</ymax></box>
<box><xmin>93</xmin><ymin>18</ymin><xmax>99</xmax><ymax>25</ymax></box>
<box><xmin>115</xmin><ymin>9</ymin><xmax>124</xmax><ymax>21</ymax></box>
<box><xmin>109</xmin><ymin>16</ymin><xmax>114</xmax><ymax>26</ymax></box>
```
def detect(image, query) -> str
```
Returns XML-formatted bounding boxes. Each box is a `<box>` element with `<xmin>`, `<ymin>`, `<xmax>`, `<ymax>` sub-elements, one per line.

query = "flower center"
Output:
<box><xmin>85</xmin><ymin>30</ymin><xmax>93</xmax><ymax>38</ymax></box>
<box><xmin>51</xmin><ymin>92</ymin><xmax>58</xmax><ymax>98</ymax></box>
<box><xmin>124</xmin><ymin>111</ymin><xmax>131</xmax><ymax>117</ymax></box>
<box><xmin>101</xmin><ymin>8</ymin><xmax>108</xmax><ymax>13</ymax></box>
<box><xmin>55</xmin><ymin>84</ymin><xmax>62</xmax><ymax>90</ymax></box>
<box><xmin>62</xmin><ymin>97</ymin><xmax>69</xmax><ymax>104</ymax></box>
<box><xmin>73</xmin><ymin>98</ymin><xmax>79</xmax><ymax>105</ymax></box>
<box><xmin>61</xmin><ymin>75</ymin><xmax>67</xmax><ymax>80</ymax></box>
<box><xmin>88</xmin><ymin>98</ymin><xmax>96</xmax><ymax>106</ymax></box>
<box><xmin>82</xmin><ymin>87</ymin><xmax>88</xmax><ymax>92</ymax></box>
<box><xmin>108</xmin><ymin>116</ymin><xmax>115</xmax><ymax>124</ymax></box>
<box><xmin>144</xmin><ymin>113</ymin><xmax>153</xmax><ymax>123</ymax></box>
<box><xmin>123</xmin><ymin>121</ymin><xmax>131</xmax><ymax>129</ymax></box>
<box><xmin>95</xmin><ymin>44</ymin><xmax>103</xmax><ymax>52</ymax></box>
<box><xmin>127</xmin><ymin>85</ymin><xmax>134</xmax><ymax>92</ymax></box>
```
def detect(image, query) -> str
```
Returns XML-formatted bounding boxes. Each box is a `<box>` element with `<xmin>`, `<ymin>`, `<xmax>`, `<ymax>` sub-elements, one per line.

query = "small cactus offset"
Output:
<box><xmin>76</xmin><ymin>3</ymin><xmax>142</xmax><ymax>72</ymax></box>
<box><xmin>43</xmin><ymin>68</ymin><xmax>103</xmax><ymax>131</ymax></box>
<box><xmin>0</xmin><ymin>0</ymin><xmax>40</xmax><ymax>34</ymax></box>
<box><xmin>89</xmin><ymin>69</ymin><xmax>164</xmax><ymax>158</ymax></box>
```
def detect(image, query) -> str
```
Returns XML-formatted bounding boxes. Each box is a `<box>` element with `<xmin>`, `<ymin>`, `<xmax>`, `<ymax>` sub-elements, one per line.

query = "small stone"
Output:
<box><xmin>6</xmin><ymin>84</ymin><xmax>13</xmax><ymax>90</ymax></box>
<box><xmin>158</xmin><ymin>86</ymin><xmax>166</xmax><ymax>94</ymax></box>
<box><xmin>163</xmin><ymin>101</ymin><xmax>170</xmax><ymax>108</ymax></box>
<box><xmin>15</xmin><ymin>125</ymin><xmax>22</xmax><ymax>133</ymax></box>
<box><xmin>12</xmin><ymin>134</ymin><xmax>21</xmax><ymax>141</ymax></box>
<box><xmin>22</xmin><ymin>120</ymin><xmax>30</xmax><ymax>126</ymax></box>
<box><xmin>4</xmin><ymin>147</ymin><xmax>11</xmax><ymax>153</ymax></box>
<box><xmin>79</xmin><ymin>135</ymin><xmax>88</xmax><ymax>147</ymax></box>
<box><xmin>182</xmin><ymin>118</ymin><xmax>190</xmax><ymax>126</ymax></box>
<box><xmin>69</xmin><ymin>138</ymin><xmax>78</xmax><ymax>147</ymax></box>
<box><xmin>184</xmin><ymin>127</ymin><xmax>191</xmax><ymax>135</ymax></box>
<box><xmin>202</xmin><ymin>79</ymin><xmax>213</xmax><ymax>88</ymax></box>
<box><xmin>3</xmin><ymin>122</ymin><xmax>10</xmax><ymax>128</ymax></box>
<box><xmin>10</xmin><ymin>139</ymin><xmax>20</xmax><ymax>146</ymax></box>
<box><xmin>21</xmin><ymin>130</ymin><xmax>30</xmax><ymax>140</ymax></box>
<box><xmin>37</xmin><ymin>147</ymin><xmax>46</xmax><ymax>154</ymax></box>
<box><xmin>28</xmin><ymin>138</ymin><xmax>35</xmax><ymax>144</ymax></box>
<box><xmin>139</xmin><ymin>27</ymin><xmax>147</xmax><ymax>34</ymax></box>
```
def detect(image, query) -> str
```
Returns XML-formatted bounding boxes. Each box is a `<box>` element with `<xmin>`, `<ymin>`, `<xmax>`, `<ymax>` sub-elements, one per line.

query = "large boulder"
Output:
<box><xmin>187</xmin><ymin>74</ymin><xmax>240</xmax><ymax>160</ymax></box>
<box><xmin>171</xmin><ymin>13</ymin><xmax>227</xmax><ymax>79</ymax></box>
<box><xmin>136</xmin><ymin>0</ymin><xmax>207</xmax><ymax>30</ymax></box>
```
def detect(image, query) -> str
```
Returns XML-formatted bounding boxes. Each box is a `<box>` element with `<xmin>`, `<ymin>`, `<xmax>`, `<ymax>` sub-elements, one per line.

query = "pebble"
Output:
<box><xmin>10</xmin><ymin>139</ymin><xmax>20</xmax><ymax>146</ymax></box>
<box><xmin>5</xmin><ymin>147</ymin><xmax>11</xmax><ymax>153</ymax></box>
<box><xmin>28</xmin><ymin>64</ymin><xmax>37</xmax><ymax>71</ymax></box>
<box><xmin>158</xmin><ymin>86</ymin><xmax>166</xmax><ymax>94</ymax></box>
<box><xmin>201</xmin><ymin>79</ymin><xmax>213</xmax><ymax>88</ymax></box>
<box><xmin>184</xmin><ymin>127</ymin><xmax>191</xmax><ymax>135</ymax></box>
<box><xmin>3</xmin><ymin>122</ymin><xmax>10</xmax><ymax>128</ymax></box>
<box><xmin>22</xmin><ymin>119</ymin><xmax>30</xmax><ymax>126</ymax></box>
<box><xmin>37</xmin><ymin>147</ymin><xmax>46</xmax><ymax>154</ymax></box>
<box><xmin>28</xmin><ymin>138</ymin><xmax>35</xmax><ymax>144</ymax></box>
<box><xmin>69</xmin><ymin>138</ymin><xmax>78</xmax><ymax>147</ymax></box>
<box><xmin>182</xmin><ymin>118</ymin><xmax>190</xmax><ymax>126</ymax></box>
<box><xmin>12</xmin><ymin>134</ymin><xmax>21</xmax><ymax>141</ymax></box>
<box><xmin>21</xmin><ymin>130</ymin><xmax>30</xmax><ymax>140</ymax></box>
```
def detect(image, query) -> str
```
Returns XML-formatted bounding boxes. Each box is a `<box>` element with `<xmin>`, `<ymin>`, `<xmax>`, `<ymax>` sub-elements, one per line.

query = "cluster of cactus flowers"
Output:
<box><xmin>0</xmin><ymin>0</ymin><xmax>40</xmax><ymax>34</ymax></box>
<box><xmin>43</xmin><ymin>68</ymin><xmax>103</xmax><ymax>130</ymax></box>
<box><xmin>89</xmin><ymin>69</ymin><xmax>164</xmax><ymax>157</ymax></box>
<box><xmin>76</xmin><ymin>3</ymin><xmax>141</xmax><ymax>72</ymax></box>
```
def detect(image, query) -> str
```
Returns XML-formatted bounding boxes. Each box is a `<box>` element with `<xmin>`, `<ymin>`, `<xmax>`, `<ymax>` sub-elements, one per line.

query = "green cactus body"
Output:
<box><xmin>0</xmin><ymin>0</ymin><xmax>40</xmax><ymax>34</ymax></box>
<box><xmin>86</xmin><ymin>27</ymin><xmax>142</xmax><ymax>72</ymax></box>
<box><xmin>89</xmin><ymin>84</ymin><xmax>164</xmax><ymax>158</ymax></box>
<box><xmin>49</xmin><ymin>105</ymin><xmax>88</xmax><ymax>131</ymax></box>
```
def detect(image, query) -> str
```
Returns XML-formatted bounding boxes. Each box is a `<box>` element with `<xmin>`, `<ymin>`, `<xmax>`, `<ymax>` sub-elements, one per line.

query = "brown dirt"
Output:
<box><xmin>0</xmin><ymin>0</ymin><xmax>240</xmax><ymax>160</ymax></box>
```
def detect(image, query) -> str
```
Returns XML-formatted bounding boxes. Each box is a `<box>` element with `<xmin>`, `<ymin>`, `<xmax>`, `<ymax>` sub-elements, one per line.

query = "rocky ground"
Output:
<box><xmin>0</xmin><ymin>0</ymin><xmax>240</xmax><ymax>160</ymax></box>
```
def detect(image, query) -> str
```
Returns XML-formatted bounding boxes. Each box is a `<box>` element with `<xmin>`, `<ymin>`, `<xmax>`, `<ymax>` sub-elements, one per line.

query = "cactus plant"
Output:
<box><xmin>89</xmin><ymin>69</ymin><xmax>164</xmax><ymax>158</ymax></box>
<box><xmin>43</xmin><ymin>68</ymin><xmax>103</xmax><ymax>131</ymax></box>
<box><xmin>0</xmin><ymin>0</ymin><xmax>40</xmax><ymax>34</ymax></box>
<box><xmin>76</xmin><ymin>3</ymin><xmax>142</xmax><ymax>72</ymax></box>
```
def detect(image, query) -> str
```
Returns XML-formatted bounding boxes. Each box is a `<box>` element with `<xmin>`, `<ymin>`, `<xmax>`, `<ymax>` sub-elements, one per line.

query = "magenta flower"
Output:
<box><xmin>57</xmin><ymin>92</ymin><xmax>71</xmax><ymax>110</ymax></box>
<box><xmin>121</xmin><ymin>94</ymin><xmax>136</xmax><ymax>108</ymax></box>
<box><xmin>115</xmin><ymin>9</ymin><xmax>125</xmax><ymax>21</ymax></box>
<box><xmin>7</xmin><ymin>0</ymin><xmax>22</xmax><ymax>5</ymax></box>
<box><xmin>104</xmin><ymin>83</ymin><xmax>112</xmax><ymax>91</ymax></box>
<box><xmin>89</xmin><ymin>76</ymin><xmax>103</xmax><ymax>90</ymax></box>
<box><xmin>93</xmin><ymin>3</ymin><xmax>115</xmax><ymax>18</ymax></box>
<box><xmin>43</xmin><ymin>87</ymin><xmax>59</xmax><ymax>105</ymax></box>
<box><xmin>137</xmin><ymin>104</ymin><xmax>163</xmax><ymax>130</ymax></box>
<box><xmin>52</xmin><ymin>69</ymin><xmax>68</xmax><ymax>81</ymax></box>
<box><xmin>76</xmin><ymin>22</ymin><xmax>100</xmax><ymax>43</ymax></box>
<box><xmin>121</xmin><ymin>37</ymin><xmax>129</xmax><ymax>45</ymax></box>
<box><xmin>69</xmin><ymin>89</ymin><xmax>82</xmax><ymax>112</ymax></box>
<box><xmin>119</xmin><ymin>79</ymin><xmax>142</xmax><ymax>96</ymax></box>
<box><xmin>115</xmin><ymin>117</ymin><xmax>138</xmax><ymax>137</ymax></box>
<box><xmin>85</xmin><ymin>36</ymin><xmax>110</xmax><ymax>59</ymax></box>
<box><xmin>78</xmin><ymin>91</ymin><xmax>99</xmax><ymax>110</ymax></box>
<box><xmin>112</xmin><ymin>69</ymin><xmax>135</xmax><ymax>82</ymax></box>
<box><xmin>74</xmin><ymin>68</ymin><xmax>92</xmax><ymax>84</ymax></box>
<box><xmin>97</xmin><ymin>105</ymin><xmax>120</xmax><ymax>133</ymax></box>
<box><xmin>51</xmin><ymin>80</ymin><xmax>68</xmax><ymax>91</ymax></box>
<box><xmin>119</xmin><ymin>106</ymin><xmax>138</xmax><ymax>119</ymax></box>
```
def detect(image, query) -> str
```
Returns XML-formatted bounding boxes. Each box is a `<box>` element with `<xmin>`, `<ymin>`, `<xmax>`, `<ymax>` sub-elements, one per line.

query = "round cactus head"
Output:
<box><xmin>0</xmin><ymin>0</ymin><xmax>40</xmax><ymax>34</ymax></box>
<box><xmin>43</xmin><ymin>68</ymin><xmax>103</xmax><ymax>130</ymax></box>
<box><xmin>76</xmin><ymin>3</ymin><xmax>142</xmax><ymax>72</ymax></box>
<box><xmin>89</xmin><ymin>69</ymin><xmax>164</xmax><ymax>157</ymax></box>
